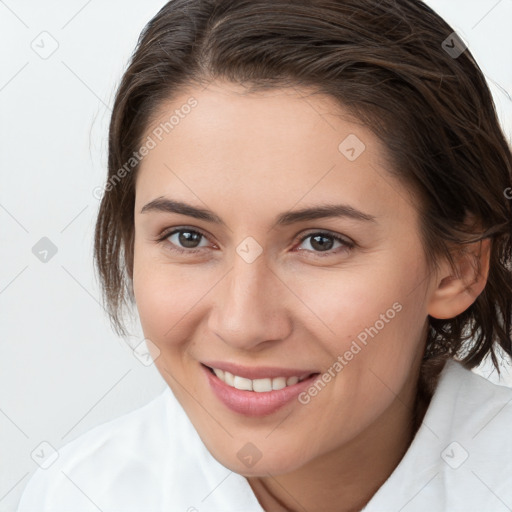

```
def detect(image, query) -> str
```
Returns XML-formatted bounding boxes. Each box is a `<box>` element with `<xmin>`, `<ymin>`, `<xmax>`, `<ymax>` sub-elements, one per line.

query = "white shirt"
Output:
<box><xmin>16</xmin><ymin>360</ymin><xmax>512</xmax><ymax>512</ymax></box>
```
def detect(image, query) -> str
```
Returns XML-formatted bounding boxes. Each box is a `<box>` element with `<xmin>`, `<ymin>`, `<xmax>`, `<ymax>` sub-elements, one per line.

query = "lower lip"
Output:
<box><xmin>202</xmin><ymin>364</ymin><xmax>319</xmax><ymax>417</ymax></box>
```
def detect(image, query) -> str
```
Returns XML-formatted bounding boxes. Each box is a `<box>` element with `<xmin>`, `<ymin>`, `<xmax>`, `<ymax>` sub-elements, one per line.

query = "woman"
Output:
<box><xmin>17</xmin><ymin>0</ymin><xmax>512</xmax><ymax>510</ymax></box>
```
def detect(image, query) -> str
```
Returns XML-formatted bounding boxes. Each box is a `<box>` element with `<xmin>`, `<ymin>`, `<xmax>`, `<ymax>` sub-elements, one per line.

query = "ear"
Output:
<box><xmin>427</xmin><ymin>238</ymin><xmax>491</xmax><ymax>320</ymax></box>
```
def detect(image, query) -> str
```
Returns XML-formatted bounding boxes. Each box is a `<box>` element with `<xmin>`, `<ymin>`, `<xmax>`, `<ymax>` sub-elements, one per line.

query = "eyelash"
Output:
<box><xmin>156</xmin><ymin>227</ymin><xmax>355</xmax><ymax>257</ymax></box>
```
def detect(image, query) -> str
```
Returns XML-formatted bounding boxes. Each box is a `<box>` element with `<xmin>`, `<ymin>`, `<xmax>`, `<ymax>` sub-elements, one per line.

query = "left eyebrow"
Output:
<box><xmin>275</xmin><ymin>203</ymin><xmax>377</xmax><ymax>225</ymax></box>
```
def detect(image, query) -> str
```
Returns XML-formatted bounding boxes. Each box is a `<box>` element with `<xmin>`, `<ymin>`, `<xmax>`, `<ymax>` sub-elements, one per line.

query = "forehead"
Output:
<box><xmin>135</xmin><ymin>81</ymin><xmax>415</xmax><ymax>224</ymax></box>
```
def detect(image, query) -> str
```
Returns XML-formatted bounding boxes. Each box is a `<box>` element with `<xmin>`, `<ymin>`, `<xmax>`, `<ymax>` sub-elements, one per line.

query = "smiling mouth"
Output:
<box><xmin>205</xmin><ymin>365</ymin><xmax>318</xmax><ymax>392</ymax></box>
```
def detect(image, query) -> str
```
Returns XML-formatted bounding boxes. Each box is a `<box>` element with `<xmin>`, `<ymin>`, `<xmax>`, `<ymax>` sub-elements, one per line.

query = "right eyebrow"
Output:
<box><xmin>140</xmin><ymin>197</ymin><xmax>227</xmax><ymax>226</ymax></box>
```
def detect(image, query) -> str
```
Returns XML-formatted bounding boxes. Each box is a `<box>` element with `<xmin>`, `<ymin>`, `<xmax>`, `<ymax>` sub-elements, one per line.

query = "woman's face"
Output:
<box><xmin>132</xmin><ymin>81</ymin><xmax>439</xmax><ymax>475</ymax></box>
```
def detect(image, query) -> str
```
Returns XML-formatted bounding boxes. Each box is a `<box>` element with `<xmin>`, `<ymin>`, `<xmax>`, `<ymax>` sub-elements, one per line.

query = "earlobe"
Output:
<box><xmin>427</xmin><ymin>238</ymin><xmax>491</xmax><ymax>320</ymax></box>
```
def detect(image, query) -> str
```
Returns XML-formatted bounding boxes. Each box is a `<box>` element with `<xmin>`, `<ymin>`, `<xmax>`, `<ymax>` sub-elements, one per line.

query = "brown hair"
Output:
<box><xmin>95</xmin><ymin>0</ymin><xmax>512</xmax><ymax>401</ymax></box>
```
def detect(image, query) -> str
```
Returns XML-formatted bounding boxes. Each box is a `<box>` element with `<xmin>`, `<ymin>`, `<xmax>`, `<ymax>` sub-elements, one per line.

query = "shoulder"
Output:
<box><xmin>421</xmin><ymin>359</ymin><xmax>512</xmax><ymax>467</ymax></box>
<box><xmin>16</xmin><ymin>387</ymin><xmax>177</xmax><ymax>512</ymax></box>
<box><xmin>365</xmin><ymin>360</ymin><xmax>512</xmax><ymax>512</ymax></box>
<box><xmin>445</xmin><ymin>359</ymin><xmax>512</xmax><ymax>432</ymax></box>
<box><xmin>425</xmin><ymin>361</ymin><xmax>512</xmax><ymax>509</ymax></box>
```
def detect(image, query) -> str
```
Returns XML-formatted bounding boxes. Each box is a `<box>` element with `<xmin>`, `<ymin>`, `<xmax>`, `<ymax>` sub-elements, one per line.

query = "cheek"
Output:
<box><xmin>298</xmin><ymin>251</ymin><xmax>428</xmax><ymax>384</ymax></box>
<box><xmin>132</xmin><ymin>242</ymin><xmax>221</xmax><ymax>345</ymax></box>
<box><xmin>132</xmin><ymin>243</ymin><xmax>193</xmax><ymax>339</ymax></box>
<box><xmin>288</xmin><ymin>263</ymin><xmax>405</xmax><ymax>342</ymax></box>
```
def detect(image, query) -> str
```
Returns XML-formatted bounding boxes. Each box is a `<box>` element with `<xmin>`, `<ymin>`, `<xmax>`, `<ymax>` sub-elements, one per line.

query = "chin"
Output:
<box><xmin>208</xmin><ymin>441</ymin><xmax>311</xmax><ymax>477</ymax></box>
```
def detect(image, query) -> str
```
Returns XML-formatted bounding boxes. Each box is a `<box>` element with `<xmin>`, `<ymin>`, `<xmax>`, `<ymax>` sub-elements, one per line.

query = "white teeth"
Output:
<box><xmin>213</xmin><ymin>368</ymin><xmax>224</xmax><ymax>381</ymax></box>
<box><xmin>211</xmin><ymin>368</ymin><xmax>306</xmax><ymax>392</ymax></box>
<box><xmin>253</xmin><ymin>378</ymin><xmax>272</xmax><ymax>392</ymax></box>
<box><xmin>233</xmin><ymin>375</ymin><xmax>253</xmax><ymax>391</ymax></box>
<box><xmin>272</xmin><ymin>377</ymin><xmax>287</xmax><ymax>390</ymax></box>
<box><xmin>286</xmin><ymin>376</ymin><xmax>299</xmax><ymax>386</ymax></box>
<box><xmin>224</xmin><ymin>371</ymin><xmax>235</xmax><ymax>386</ymax></box>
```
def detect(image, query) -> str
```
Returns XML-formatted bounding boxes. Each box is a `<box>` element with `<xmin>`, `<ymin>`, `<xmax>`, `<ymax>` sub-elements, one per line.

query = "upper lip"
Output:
<box><xmin>202</xmin><ymin>361</ymin><xmax>318</xmax><ymax>380</ymax></box>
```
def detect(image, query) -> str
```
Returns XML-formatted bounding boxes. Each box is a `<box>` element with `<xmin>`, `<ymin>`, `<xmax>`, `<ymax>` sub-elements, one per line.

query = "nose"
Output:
<box><xmin>207</xmin><ymin>249</ymin><xmax>293</xmax><ymax>351</ymax></box>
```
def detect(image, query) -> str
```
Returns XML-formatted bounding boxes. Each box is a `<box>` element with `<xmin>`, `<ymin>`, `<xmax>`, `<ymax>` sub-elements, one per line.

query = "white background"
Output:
<box><xmin>1</xmin><ymin>1</ymin><xmax>511</xmax><ymax>510</ymax></box>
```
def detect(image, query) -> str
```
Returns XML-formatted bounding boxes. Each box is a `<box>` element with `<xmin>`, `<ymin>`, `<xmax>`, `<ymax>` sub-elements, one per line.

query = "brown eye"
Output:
<box><xmin>309</xmin><ymin>234</ymin><xmax>334</xmax><ymax>251</ymax></box>
<box><xmin>174</xmin><ymin>230</ymin><xmax>203</xmax><ymax>248</ymax></box>
<box><xmin>297</xmin><ymin>232</ymin><xmax>354</xmax><ymax>255</ymax></box>
<box><xmin>163</xmin><ymin>228</ymin><xmax>211</xmax><ymax>253</ymax></box>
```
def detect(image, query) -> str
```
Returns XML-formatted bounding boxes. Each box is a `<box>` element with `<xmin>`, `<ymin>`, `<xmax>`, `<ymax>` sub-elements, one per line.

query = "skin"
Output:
<box><xmin>132</xmin><ymin>80</ymin><xmax>490</xmax><ymax>512</ymax></box>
